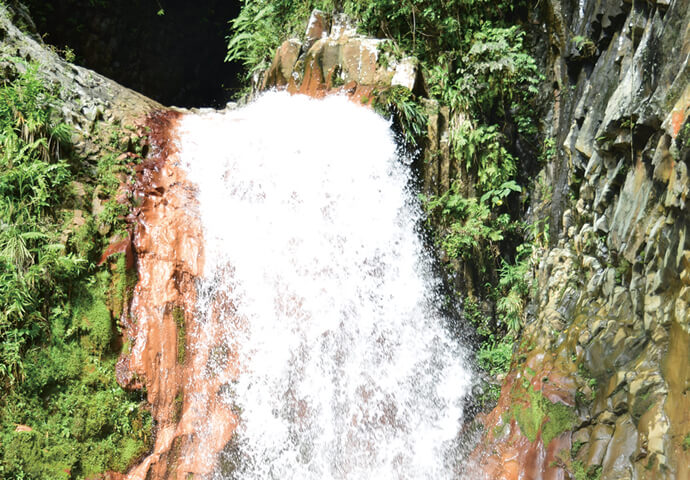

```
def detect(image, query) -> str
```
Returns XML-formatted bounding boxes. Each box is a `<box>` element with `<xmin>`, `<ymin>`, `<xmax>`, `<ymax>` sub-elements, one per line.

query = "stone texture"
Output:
<box><xmin>474</xmin><ymin>0</ymin><xmax>690</xmax><ymax>478</ymax></box>
<box><xmin>260</xmin><ymin>9</ymin><xmax>420</xmax><ymax>103</ymax></box>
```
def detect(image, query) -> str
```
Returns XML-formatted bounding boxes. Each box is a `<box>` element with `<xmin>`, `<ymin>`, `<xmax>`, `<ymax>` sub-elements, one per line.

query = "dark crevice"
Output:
<box><xmin>24</xmin><ymin>0</ymin><xmax>243</xmax><ymax>108</ymax></box>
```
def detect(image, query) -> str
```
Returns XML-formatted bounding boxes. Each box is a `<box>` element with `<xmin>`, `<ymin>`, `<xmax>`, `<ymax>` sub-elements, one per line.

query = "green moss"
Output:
<box><xmin>1</xmin><ymin>349</ymin><xmax>152</xmax><ymax>478</ymax></box>
<box><xmin>509</xmin><ymin>381</ymin><xmax>578</xmax><ymax>446</ymax></box>
<box><xmin>542</xmin><ymin>401</ymin><xmax>578</xmax><ymax>446</ymax></box>
<box><xmin>512</xmin><ymin>386</ymin><xmax>543</xmax><ymax>442</ymax></box>
<box><xmin>173</xmin><ymin>306</ymin><xmax>186</xmax><ymax>364</ymax></box>
<box><xmin>72</xmin><ymin>273</ymin><xmax>113</xmax><ymax>355</ymax></box>
<box><xmin>173</xmin><ymin>391</ymin><xmax>184</xmax><ymax>422</ymax></box>
<box><xmin>69</xmin><ymin>214</ymin><xmax>98</xmax><ymax>260</ymax></box>
<box><xmin>110</xmin><ymin>252</ymin><xmax>137</xmax><ymax>322</ymax></box>
<box><xmin>683</xmin><ymin>433</ymin><xmax>690</xmax><ymax>451</ymax></box>
<box><xmin>571</xmin><ymin>461</ymin><xmax>602</xmax><ymax>480</ymax></box>
<box><xmin>571</xmin><ymin>440</ymin><xmax>584</xmax><ymax>458</ymax></box>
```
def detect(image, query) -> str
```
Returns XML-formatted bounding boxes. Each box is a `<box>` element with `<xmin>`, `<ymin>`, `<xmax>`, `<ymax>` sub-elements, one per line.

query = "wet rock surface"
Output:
<box><xmin>473</xmin><ymin>0</ymin><xmax>690</xmax><ymax>478</ymax></box>
<box><xmin>119</xmin><ymin>110</ymin><xmax>238</xmax><ymax>479</ymax></box>
<box><xmin>260</xmin><ymin>11</ymin><xmax>423</xmax><ymax>104</ymax></box>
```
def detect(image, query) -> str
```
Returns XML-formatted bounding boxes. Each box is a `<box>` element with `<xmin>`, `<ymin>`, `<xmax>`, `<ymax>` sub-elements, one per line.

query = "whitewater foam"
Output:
<box><xmin>177</xmin><ymin>92</ymin><xmax>471</xmax><ymax>479</ymax></box>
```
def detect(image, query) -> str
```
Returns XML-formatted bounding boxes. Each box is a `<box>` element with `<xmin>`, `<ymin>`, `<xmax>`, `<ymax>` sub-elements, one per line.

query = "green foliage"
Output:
<box><xmin>477</xmin><ymin>336</ymin><xmax>513</xmax><ymax>376</ymax></box>
<box><xmin>0</xmin><ymin>59</ymin><xmax>77</xmax><ymax>383</ymax></box>
<box><xmin>373</xmin><ymin>86</ymin><xmax>427</xmax><ymax>145</ymax></box>
<box><xmin>226</xmin><ymin>0</ymin><xmax>335</xmax><ymax>81</ymax></box>
<box><xmin>571</xmin><ymin>461</ymin><xmax>602</xmax><ymax>480</ymax></box>
<box><xmin>0</xmin><ymin>60</ymin><xmax>151</xmax><ymax>477</ymax></box>
<box><xmin>451</xmin><ymin>122</ymin><xmax>518</xmax><ymax>192</ymax></box>
<box><xmin>449</xmin><ymin>25</ymin><xmax>541</xmax><ymax>136</ymax></box>
<box><xmin>495</xmin><ymin>243</ymin><xmax>533</xmax><ymax>332</ymax></box>
<box><xmin>421</xmin><ymin>181</ymin><xmax>515</xmax><ymax>262</ymax></box>
<box><xmin>0</xmin><ymin>349</ymin><xmax>151</xmax><ymax>478</ymax></box>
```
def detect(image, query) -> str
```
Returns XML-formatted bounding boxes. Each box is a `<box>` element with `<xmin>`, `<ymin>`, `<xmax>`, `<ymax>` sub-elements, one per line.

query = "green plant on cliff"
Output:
<box><xmin>421</xmin><ymin>183</ymin><xmax>507</xmax><ymax>262</ymax></box>
<box><xmin>373</xmin><ymin>85</ymin><xmax>427</xmax><ymax>145</ymax></box>
<box><xmin>509</xmin><ymin>380</ymin><xmax>578</xmax><ymax>446</ymax></box>
<box><xmin>570</xmin><ymin>461</ymin><xmax>602</xmax><ymax>480</ymax></box>
<box><xmin>477</xmin><ymin>335</ymin><xmax>513</xmax><ymax>376</ymax></box>
<box><xmin>0</xmin><ymin>60</ymin><xmax>151</xmax><ymax>478</ymax></box>
<box><xmin>227</xmin><ymin>0</ymin><xmax>336</xmax><ymax>81</ymax></box>
<box><xmin>0</xmin><ymin>59</ymin><xmax>74</xmax><ymax>382</ymax></box>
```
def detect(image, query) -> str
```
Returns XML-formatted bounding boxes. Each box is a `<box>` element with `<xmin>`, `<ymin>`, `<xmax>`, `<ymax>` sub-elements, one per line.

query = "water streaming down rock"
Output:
<box><xmin>176</xmin><ymin>92</ymin><xmax>472</xmax><ymax>479</ymax></box>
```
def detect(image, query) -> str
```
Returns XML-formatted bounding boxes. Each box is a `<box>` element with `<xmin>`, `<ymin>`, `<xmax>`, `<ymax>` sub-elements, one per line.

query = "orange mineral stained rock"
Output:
<box><xmin>118</xmin><ymin>110</ymin><xmax>238</xmax><ymax>479</ymax></box>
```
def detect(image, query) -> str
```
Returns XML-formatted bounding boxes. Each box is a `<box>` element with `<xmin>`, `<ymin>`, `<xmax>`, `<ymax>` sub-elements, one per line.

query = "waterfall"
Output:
<box><xmin>176</xmin><ymin>92</ymin><xmax>472</xmax><ymax>479</ymax></box>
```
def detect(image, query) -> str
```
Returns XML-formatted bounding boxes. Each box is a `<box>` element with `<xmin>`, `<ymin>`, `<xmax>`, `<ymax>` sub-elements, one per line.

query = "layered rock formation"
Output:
<box><xmin>472</xmin><ymin>0</ymin><xmax>690</xmax><ymax>478</ymax></box>
<box><xmin>260</xmin><ymin>11</ymin><xmax>423</xmax><ymax>103</ymax></box>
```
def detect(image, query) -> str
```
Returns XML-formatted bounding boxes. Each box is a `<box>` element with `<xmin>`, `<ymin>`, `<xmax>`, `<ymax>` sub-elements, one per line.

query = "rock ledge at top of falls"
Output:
<box><xmin>0</xmin><ymin>4</ymin><xmax>161</xmax><ymax>131</ymax></box>
<box><xmin>258</xmin><ymin>10</ymin><xmax>424</xmax><ymax>101</ymax></box>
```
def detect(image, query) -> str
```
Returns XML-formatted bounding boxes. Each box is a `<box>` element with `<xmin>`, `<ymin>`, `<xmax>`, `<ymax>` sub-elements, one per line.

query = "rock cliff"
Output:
<box><xmin>471</xmin><ymin>0</ymin><xmax>690</xmax><ymax>478</ymax></box>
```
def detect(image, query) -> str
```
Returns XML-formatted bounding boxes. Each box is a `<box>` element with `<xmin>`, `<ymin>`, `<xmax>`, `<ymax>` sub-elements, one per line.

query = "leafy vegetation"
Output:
<box><xmin>226</xmin><ymin>0</ymin><xmax>337</xmax><ymax>82</ymax></box>
<box><xmin>0</xmin><ymin>60</ymin><xmax>73</xmax><ymax>383</ymax></box>
<box><xmin>373</xmin><ymin>85</ymin><xmax>427</xmax><ymax>146</ymax></box>
<box><xmin>0</xmin><ymin>59</ymin><xmax>151</xmax><ymax>478</ymax></box>
<box><xmin>570</xmin><ymin>461</ymin><xmax>602</xmax><ymax>480</ymax></box>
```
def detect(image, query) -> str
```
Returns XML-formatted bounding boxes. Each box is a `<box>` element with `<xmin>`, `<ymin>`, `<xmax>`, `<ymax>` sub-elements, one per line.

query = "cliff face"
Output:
<box><xmin>472</xmin><ymin>0</ymin><xmax>690</xmax><ymax>478</ymax></box>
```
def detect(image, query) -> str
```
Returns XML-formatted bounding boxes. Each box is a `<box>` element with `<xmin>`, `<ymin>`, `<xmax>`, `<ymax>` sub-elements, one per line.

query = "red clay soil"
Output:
<box><xmin>117</xmin><ymin>109</ymin><xmax>237</xmax><ymax>479</ymax></box>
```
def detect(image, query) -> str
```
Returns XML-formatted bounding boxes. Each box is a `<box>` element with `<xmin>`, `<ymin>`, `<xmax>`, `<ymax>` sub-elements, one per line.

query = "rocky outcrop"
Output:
<box><xmin>259</xmin><ymin>11</ymin><xmax>423</xmax><ymax>103</ymax></box>
<box><xmin>474</xmin><ymin>0</ymin><xmax>690</xmax><ymax>478</ymax></box>
<box><xmin>0</xmin><ymin>4</ymin><xmax>160</xmax><ymax>135</ymax></box>
<box><xmin>117</xmin><ymin>110</ymin><xmax>238</xmax><ymax>479</ymax></box>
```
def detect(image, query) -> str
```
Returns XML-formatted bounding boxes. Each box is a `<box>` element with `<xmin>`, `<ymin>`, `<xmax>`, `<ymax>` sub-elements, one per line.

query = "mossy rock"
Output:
<box><xmin>510</xmin><ymin>381</ymin><xmax>578</xmax><ymax>446</ymax></box>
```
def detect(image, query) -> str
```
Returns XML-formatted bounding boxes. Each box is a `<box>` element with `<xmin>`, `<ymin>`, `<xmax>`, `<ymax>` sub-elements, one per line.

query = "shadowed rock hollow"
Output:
<box><xmin>21</xmin><ymin>0</ymin><xmax>243</xmax><ymax>108</ymax></box>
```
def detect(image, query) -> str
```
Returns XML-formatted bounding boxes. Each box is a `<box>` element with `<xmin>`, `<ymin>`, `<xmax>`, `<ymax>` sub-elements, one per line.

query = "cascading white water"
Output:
<box><xmin>177</xmin><ymin>92</ymin><xmax>472</xmax><ymax>479</ymax></box>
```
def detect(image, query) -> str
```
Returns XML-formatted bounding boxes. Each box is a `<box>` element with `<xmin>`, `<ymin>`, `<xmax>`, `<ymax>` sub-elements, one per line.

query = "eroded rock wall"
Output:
<box><xmin>476</xmin><ymin>0</ymin><xmax>690</xmax><ymax>478</ymax></box>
